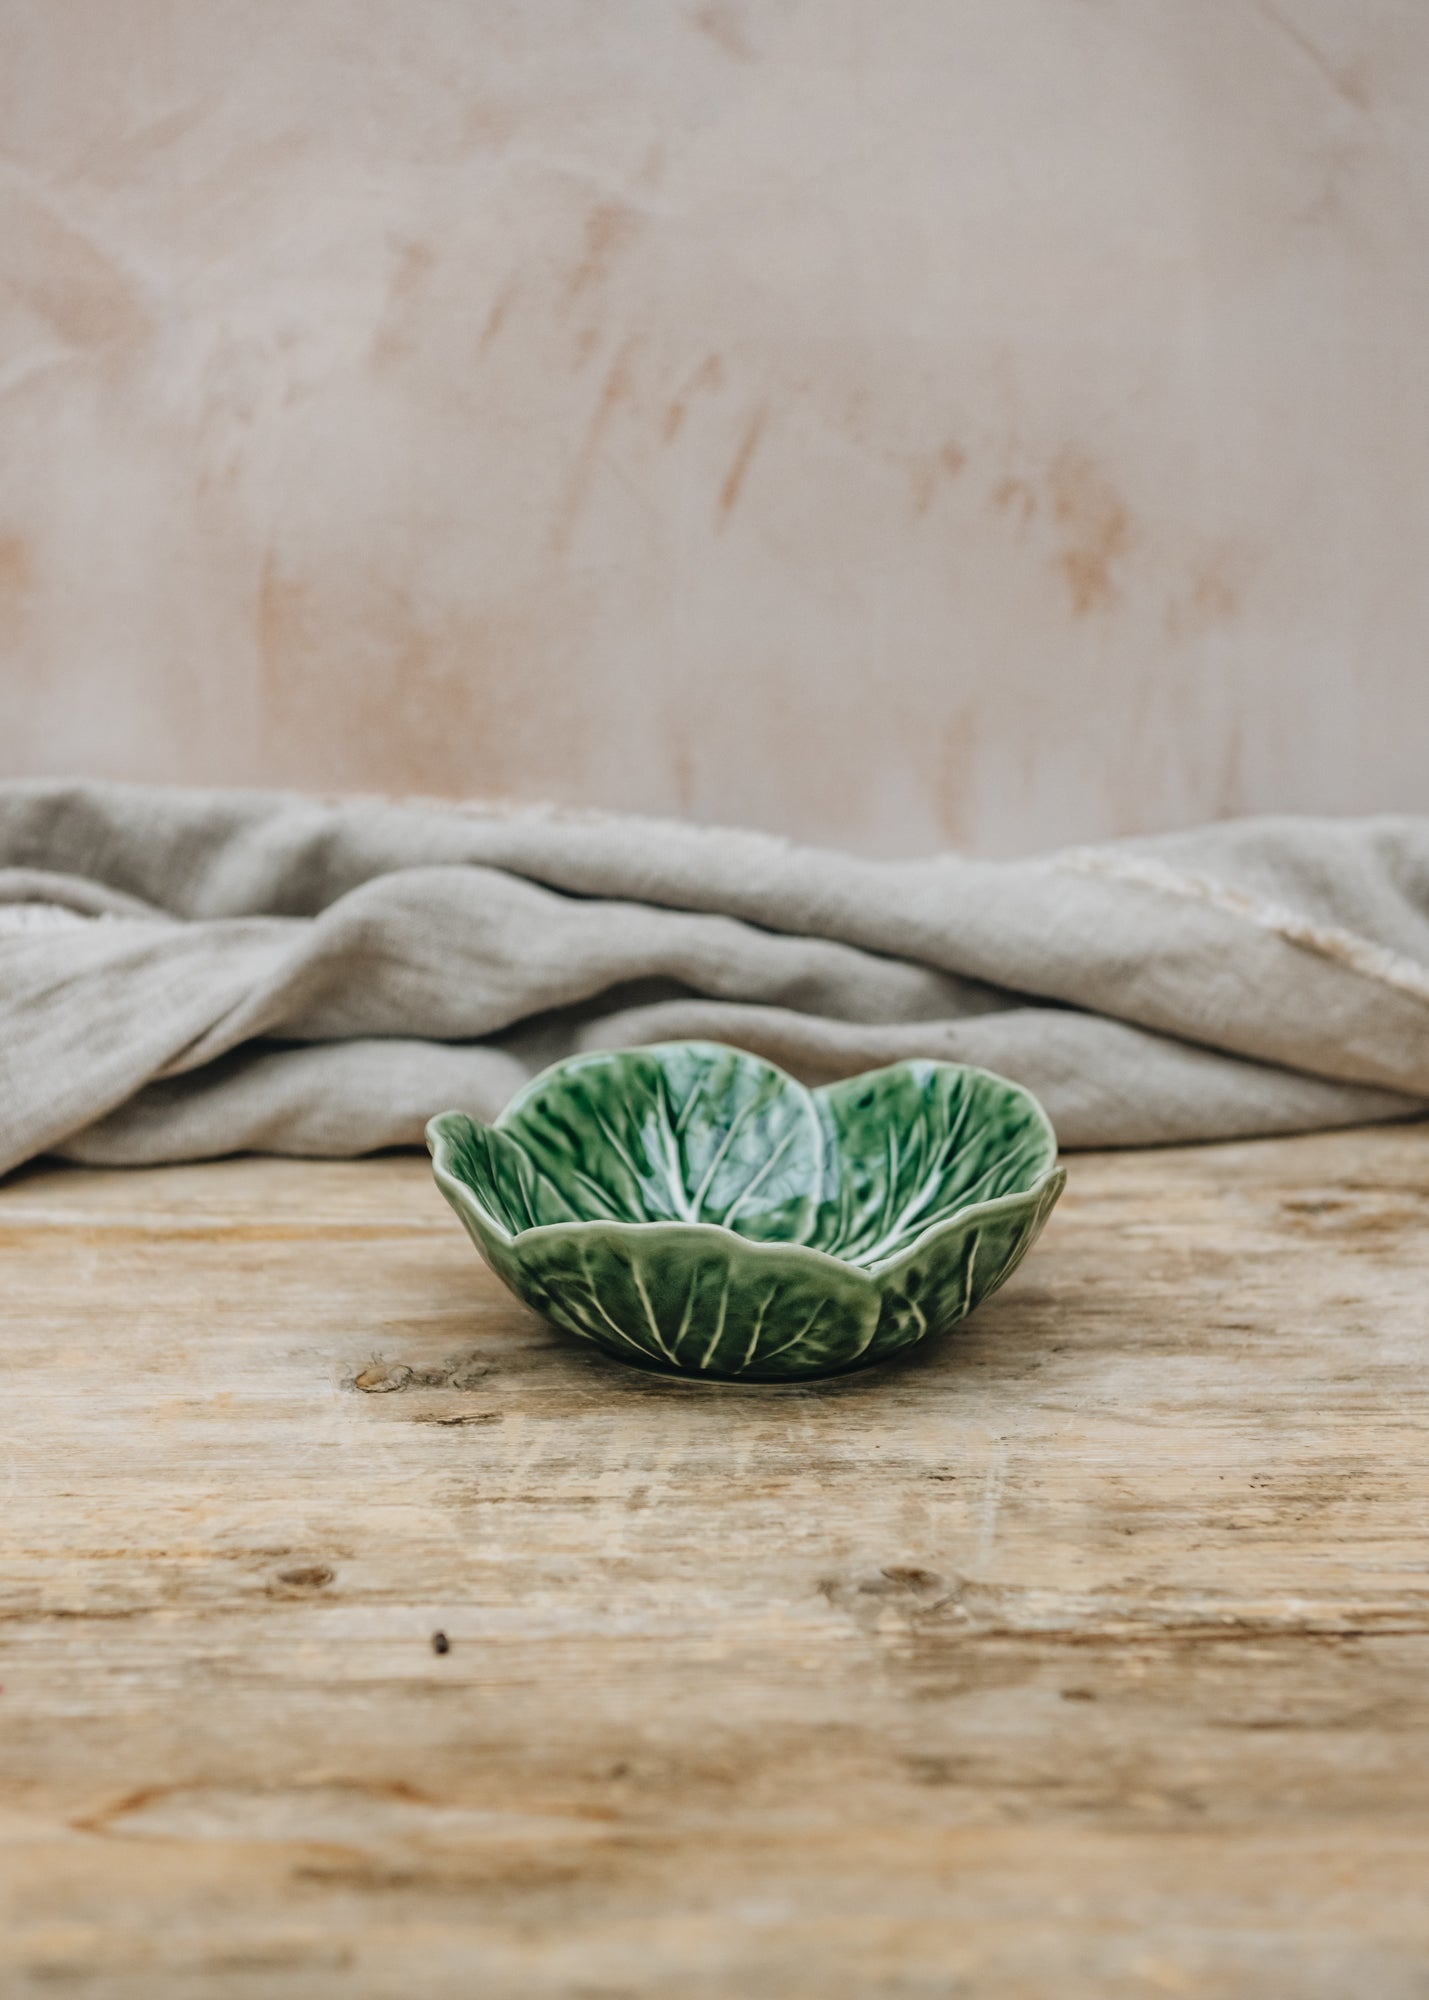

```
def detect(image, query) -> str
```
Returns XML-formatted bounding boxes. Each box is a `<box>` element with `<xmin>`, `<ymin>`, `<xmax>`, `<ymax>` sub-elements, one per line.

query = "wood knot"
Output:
<box><xmin>274</xmin><ymin>1564</ymin><xmax>334</xmax><ymax>1590</ymax></box>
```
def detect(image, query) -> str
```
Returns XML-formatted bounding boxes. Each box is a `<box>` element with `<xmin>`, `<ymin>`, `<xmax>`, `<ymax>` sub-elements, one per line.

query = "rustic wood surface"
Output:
<box><xmin>1</xmin><ymin>1124</ymin><xmax>1426</xmax><ymax>1999</ymax></box>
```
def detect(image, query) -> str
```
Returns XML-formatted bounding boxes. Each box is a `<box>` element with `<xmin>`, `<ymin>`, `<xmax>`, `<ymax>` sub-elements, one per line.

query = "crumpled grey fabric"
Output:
<box><xmin>0</xmin><ymin>778</ymin><xmax>1425</xmax><ymax>1173</ymax></box>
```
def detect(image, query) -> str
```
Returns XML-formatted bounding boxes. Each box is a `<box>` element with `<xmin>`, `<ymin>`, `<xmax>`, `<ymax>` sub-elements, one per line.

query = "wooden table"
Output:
<box><xmin>2</xmin><ymin>1125</ymin><xmax>1426</xmax><ymax>1998</ymax></box>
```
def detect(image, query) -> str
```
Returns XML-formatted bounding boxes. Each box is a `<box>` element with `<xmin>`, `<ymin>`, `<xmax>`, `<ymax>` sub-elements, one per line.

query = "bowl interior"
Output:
<box><xmin>440</xmin><ymin>1043</ymin><xmax>1056</xmax><ymax>1269</ymax></box>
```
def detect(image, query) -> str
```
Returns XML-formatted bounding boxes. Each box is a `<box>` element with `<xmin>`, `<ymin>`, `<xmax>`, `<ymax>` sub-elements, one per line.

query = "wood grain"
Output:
<box><xmin>1</xmin><ymin>1125</ymin><xmax>1427</xmax><ymax>1997</ymax></box>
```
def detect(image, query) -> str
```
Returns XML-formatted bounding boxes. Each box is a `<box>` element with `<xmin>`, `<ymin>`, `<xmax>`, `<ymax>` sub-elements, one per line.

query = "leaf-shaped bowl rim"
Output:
<box><xmin>427</xmin><ymin>1043</ymin><xmax>1061</xmax><ymax>1281</ymax></box>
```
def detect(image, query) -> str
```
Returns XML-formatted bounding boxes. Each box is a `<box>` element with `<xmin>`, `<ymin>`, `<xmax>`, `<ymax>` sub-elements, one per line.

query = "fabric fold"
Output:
<box><xmin>2</xmin><ymin>779</ymin><xmax>1425</xmax><ymax>1172</ymax></box>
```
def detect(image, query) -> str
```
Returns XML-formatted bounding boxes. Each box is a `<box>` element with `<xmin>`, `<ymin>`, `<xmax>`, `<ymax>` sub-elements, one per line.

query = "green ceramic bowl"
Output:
<box><xmin>427</xmin><ymin>1042</ymin><xmax>1064</xmax><ymax>1383</ymax></box>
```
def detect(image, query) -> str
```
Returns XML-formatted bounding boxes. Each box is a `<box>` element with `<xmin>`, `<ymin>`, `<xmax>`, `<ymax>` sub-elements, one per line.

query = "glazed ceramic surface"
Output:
<box><xmin>428</xmin><ymin>1042</ymin><xmax>1065</xmax><ymax>1382</ymax></box>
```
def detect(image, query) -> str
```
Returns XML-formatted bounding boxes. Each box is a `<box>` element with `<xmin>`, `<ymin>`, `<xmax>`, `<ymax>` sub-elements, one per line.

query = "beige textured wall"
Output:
<box><xmin>1</xmin><ymin>1</ymin><xmax>1427</xmax><ymax>856</ymax></box>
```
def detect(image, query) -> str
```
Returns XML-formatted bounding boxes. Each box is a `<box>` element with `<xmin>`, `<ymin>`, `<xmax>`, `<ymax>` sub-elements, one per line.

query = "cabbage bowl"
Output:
<box><xmin>427</xmin><ymin>1042</ymin><xmax>1064</xmax><ymax>1383</ymax></box>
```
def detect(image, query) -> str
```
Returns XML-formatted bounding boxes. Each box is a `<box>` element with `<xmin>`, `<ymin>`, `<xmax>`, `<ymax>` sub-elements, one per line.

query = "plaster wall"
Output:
<box><xmin>1</xmin><ymin>1</ymin><xmax>1425</xmax><ymax>854</ymax></box>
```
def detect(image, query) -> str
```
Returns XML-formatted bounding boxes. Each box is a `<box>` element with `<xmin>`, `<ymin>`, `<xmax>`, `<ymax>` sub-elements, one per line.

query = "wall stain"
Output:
<box><xmin>991</xmin><ymin>475</ymin><xmax>1037</xmax><ymax>530</ymax></box>
<box><xmin>1166</xmin><ymin>548</ymin><xmax>1246</xmax><ymax>643</ymax></box>
<box><xmin>694</xmin><ymin>3</ymin><xmax>754</xmax><ymax>62</ymax></box>
<box><xmin>1047</xmin><ymin>449</ymin><xmax>1131</xmax><ymax>616</ymax></box>
<box><xmin>2</xmin><ymin>186</ymin><xmax>153</xmax><ymax>356</ymax></box>
<box><xmin>663</xmin><ymin>352</ymin><xmax>725</xmax><ymax>443</ymax></box>
<box><xmin>1190</xmin><ymin>561</ymin><xmax>1240</xmax><ymax>623</ymax></box>
<box><xmin>479</xmin><ymin>280</ymin><xmax>519</xmax><ymax>353</ymax></box>
<box><xmin>388</xmin><ymin>239</ymin><xmax>436</xmax><ymax>305</ymax></box>
<box><xmin>671</xmin><ymin>738</ymin><xmax>696</xmax><ymax>812</ymax></box>
<box><xmin>258</xmin><ymin>555</ymin><xmax>315</xmax><ymax>697</ymax></box>
<box><xmin>1293</xmin><ymin>138</ymin><xmax>1366</xmax><ymax>238</ymax></box>
<box><xmin>460</xmin><ymin>99</ymin><xmax>519</xmax><ymax>150</ymax></box>
<box><xmin>372</xmin><ymin>238</ymin><xmax>437</xmax><ymax>368</ymax></box>
<box><xmin>257</xmin><ymin>554</ymin><xmax>589</xmax><ymax>801</ymax></box>
<box><xmin>716</xmin><ymin>407</ymin><xmax>767</xmax><ymax>524</ymax></box>
<box><xmin>841</xmin><ymin>385</ymin><xmax>874</xmax><ymax>447</ymax></box>
<box><xmin>1254</xmin><ymin>0</ymin><xmax>1371</xmax><ymax>116</ymax></box>
<box><xmin>69</xmin><ymin>98</ymin><xmax>213</xmax><ymax>183</ymax></box>
<box><xmin>935</xmin><ymin>703</ymin><xmax>978</xmax><ymax>848</ymax></box>
<box><xmin>1251</xmin><ymin>0</ymin><xmax>1417</xmax><ymax>222</ymax></box>
<box><xmin>1215</xmin><ymin>717</ymin><xmax>1247</xmax><ymax>821</ymax></box>
<box><xmin>911</xmin><ymin>438</ymin><xmax>967</xmax><ymax>517</ymax></box>
<box><xmin>565</xmin><ymin>203</ymin><xmax>640</xmax><ymax>303</ymax></box>
<box><xmin>0</xmin><ymin>534</ymin><xmax>33</xmax><ymax>646</ymax></box>
<box><xmin>551</xmin><ymin>339</ymin><xmax>640</xmax><ymax>553</ymax></box>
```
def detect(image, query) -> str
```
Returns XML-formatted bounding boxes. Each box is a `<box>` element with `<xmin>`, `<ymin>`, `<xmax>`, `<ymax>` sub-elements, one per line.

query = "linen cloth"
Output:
<box><xmin>1</xmin><ymin>780</ymin><xmax>1426</xmax><ymax>1175</ymax></box>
